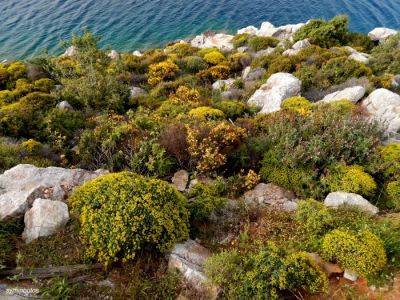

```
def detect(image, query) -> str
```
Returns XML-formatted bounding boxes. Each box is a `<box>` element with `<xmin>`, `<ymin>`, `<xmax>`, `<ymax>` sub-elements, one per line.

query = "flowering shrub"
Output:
<box><xmin>281</xmin><ymin>96</ymin><xmax>313</xmax><ymax>114</ymax></box>
<box><xmin>387</xmin><ymin>181</ymin><xmax>400</xmax><ymax>209</ymax></box>
<box><xmin>324</xmin><ymin>165</ymin><xmax>377</xmax><ymax>197</ymax></box>
<box><xmin>198</xmin><ymin>64</ymin><xmax>231</xmax><ymax>82</ymax></box>
<box><xmin>148</xmin><ymin>61</ymin><xmax>179</xmax><ymax>86</ymax></box>
<box><xmin>169</xmin><ymin>85</ymin><xmax>201</xmax><ymax>105</ymax></box>
<box><xmin>322</xmin><ymin>229</ymin><xmax>386</xmax><ymax>276</ymax></box>
<box><xmin>186</xmin><ymin>122</ymin><xmax>247</xmax><ymax>173</ymax></box>
<box><xmin>188</xmin><ymin>106</ymin><xmax>225</xmax><ymax>121</ymax></box>
<box><xmin>296</xmin><ymin>199</ymin><xmax>333</xmax><ymax>235</ymax></box>
<box><xmin>203</xmin><ymin>50</ymin><xmax>226</xmax><ymax>65</ymax></box>
<box><xmin>70</xmin><ymin>172</ymin><xmax>190</xmax><ymax>266</ymax></box>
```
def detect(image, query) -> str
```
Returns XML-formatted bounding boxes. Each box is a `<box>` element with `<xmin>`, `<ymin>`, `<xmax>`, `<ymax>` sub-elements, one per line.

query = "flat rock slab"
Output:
<box><xmin>324</xmin><ymin>192</ymin><xmax>379</xmax><ymax>215</ymax></box>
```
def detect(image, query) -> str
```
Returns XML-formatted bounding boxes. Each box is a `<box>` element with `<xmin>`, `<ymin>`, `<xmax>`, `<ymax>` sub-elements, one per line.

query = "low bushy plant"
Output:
<box><xmin>324</xmin><ymin>165</ymin><xmax>377</xmax><ymax>197</ymax></box>
<box><xmin>321</xmin><ymin>229</ymin><xmax>386</xmax><ymax>276</ymax></box>
<box><xmin>387</xmin><ymin>181</ymin><xmax>400</xmax><ymax>209</ymax></box>
<box><xmin>70</xmin><ymin>172</ymin><xmax>190</xmax><ymax>266</ymax></box>
<box><xmin>248</xmin><ymin>36</ymin><xmax>279</xmax><ymax>51</ymax></box>
<box><xmin>203</xmin><ymin>50</ymin><xmax>226</xmax><ymax>65</ymax></box>
<box><xmin>281</xmin><ymin>96</ymin><xmax>313</xmax><ymax>113</ymax></box>
<box><xmin>148</xmin><ymin>61</ymin><xmax>179</xmax><ymax>86</ymax></box>
<box><xmin>188</xmin><ymin>106</ymin><xmax>225</xmax><ymax>121</ymax></box>
<box><xmin>295</xmin><ymin>199</ymin><xmax>333</xmax><ymax>235</ymax></box>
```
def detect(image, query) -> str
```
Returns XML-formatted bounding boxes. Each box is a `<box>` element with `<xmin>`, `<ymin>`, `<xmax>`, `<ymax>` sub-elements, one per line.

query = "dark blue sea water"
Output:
<box><xmin>1</xmin><ymin>0</ymin><xmax>399</xmax><ymax>60</ymax></box>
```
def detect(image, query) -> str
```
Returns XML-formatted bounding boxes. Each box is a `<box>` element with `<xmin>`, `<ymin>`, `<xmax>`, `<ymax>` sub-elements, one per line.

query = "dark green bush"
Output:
<box><xmin>293</xmin><ymin>15</ymin><xmax>349</xmax><ymax>48</ymax></box>
<box><xmin>248</xmin><ymin>36</ymin><xmax>279</xmax><ymax>51</ymax></box>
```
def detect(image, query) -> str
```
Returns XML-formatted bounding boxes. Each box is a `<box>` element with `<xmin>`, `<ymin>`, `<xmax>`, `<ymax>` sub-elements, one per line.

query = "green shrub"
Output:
<box><xmin>293</xmin><ymin>15</ymin><xmax>349</xmax><ymax>48</ymax></box>
<box><xmin>205</xmin><ymin>242</ymin><xmax>328</xmax><ymax>299</ymax></box>
<box><xmin>248</xmin><ymin>36</ymin><xmax>279</xmax><ymax>51</ymax></box>
<box><xmin>321</xmin><ymin>229</ymin><xmax>386</xmax><ymax>276</ymax></box>
<box><xmin>324</xmin><ymin>165</ymin><xmax>377</xmax><ymax>197</ymax></box>
<box><xmin>203</xmin><ymin>50</ymin><xmax>226</xmax><ymax>65</ymax></box>
<box><xmin>129</xmin><ymin>139</ymin><xmax>173</xmax><ymax>177</ymax></box>
<box><xmin>214</xmin><ymin>100</ymin><xmax>245</xmax><ymax>119</ymax></box>
<box><xmin>33</xmin><ymin>78</ymin><xmax>55</xmax><ymax>92</ymax></box>
<box><xmin>387</xmin><ymin>181</ymin><xmax>400</xmax><ymax>209</ymax></box>
<box><xmin>187</xmin><ymin>183</ymin><xmax>227</xmax><ymax>224</ymax></box>
<box><xmin>281</xmin><ymin>96</ymin><xmax>313</xmax><ymax>113</ymax></box>
<box><xmin>369</xmin><ymin>33</ymin><xmax>400</xmax><ymax>75</ymax></box>
<box><xmin>180</xmin><ymin>56</ymin><xmax>208</xmax><ymax>73</ymax></box>
<box><xmin>70</xmin><ymin>172</ymin><xmax>190</xmax><ymax>266</ymax></box>
<box><xmin>165</xmin><ymin>42</ymin><xmax>197</xmax><ymax>58</ymax></box>
<box><xmin>377</xmin><ymin>144</ymin><xmax>400</xmax><ymax>180</ymax></box>
<box><xmin>321</xmin><ymin>56</ymin><xmax>372</xmax><ymax>85</ymax></box>
<box><xmin>188</xmin><ymin>106</ymin><xmax>225</xmax><ymax>121</ymax></box>
<box><xmin>328</xmin><ymin>99</ymin><xmax>356</xmax><ymax>114</ymax></box>
<box><xmin>296</xmin><ymin>199</ymin><xmax>333</xmax><ymax>235</ymax></box>
<box><xmin>78</xmin><ymin>114</ymin><xmax>138</xmax><ymax>171</ymax></box>
<box><xmin>232</xmin><ymin>33</ymin><xmax>250</xmax><ymax>48</ymax></box>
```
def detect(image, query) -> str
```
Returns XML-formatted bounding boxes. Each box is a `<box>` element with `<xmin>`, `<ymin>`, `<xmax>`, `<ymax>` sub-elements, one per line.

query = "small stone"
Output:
<box><xmin>129</xmin><ymin>86</ymin><xmax>148</xmax><ymax>98</ymax></box>
<box><xmin>307</xmin><ymin>253</ymin><xmax>343</xmax><ymax>277</ymax></box>
<box><xmin>321</xmin><ymin>86</ymin><xmax>366</xmax><ymax>103</ymax></box>
<box><xmin>107</xmin><ymin>50</ymin><xmax>119</xmax><ymax>60</ymax></box>
<box><xmin>56</xmin><ymin>100</ymin><xmax>74</xmax><ymax>110</ymax></box>
<box><xmin>172</xmin><ymin>170</ymin><xmax>189</xmax><ymax>192</ymax></box>
<box><xmin>344</xmin><ymin>269</ymin><xmax>358</xmax><ymax>282</ymax></box>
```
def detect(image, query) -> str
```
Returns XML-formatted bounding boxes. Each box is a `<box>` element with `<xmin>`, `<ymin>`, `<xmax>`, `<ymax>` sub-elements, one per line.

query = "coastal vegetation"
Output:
<box><xmin>0</xmin><ymin>15</ymin><xmax>400</xmax><ymax>299</ymax></box>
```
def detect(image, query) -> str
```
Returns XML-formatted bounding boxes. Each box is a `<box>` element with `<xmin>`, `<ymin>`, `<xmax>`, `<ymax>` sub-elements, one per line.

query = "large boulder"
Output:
<box><xmin>22</xmin><ymin>199</ymin><xmax>69</xmax><ymax>243</ymax></box>
<box><xmin>244</xmin><ymin>183</ymin><xmax>297</xmax><ymax>211</ymax></box>
<box><xmin>168</xmin><ymin>240</ymin><xmax>219</xmax><ymax>299</ymax></box>
<box><xmin>248</xmin><ymin>73</ymin><xmax>301</xmax><ymax>113</ymax></box>
<box><xmin>320</xmin><ymin>86</ymin><xmax>366</xmax><ymax>103</ymax></box>
<box><xmin>368</xmin><ymin>27</ymin><xmax>398</xmax><ymax>43</ymax></box>
<box><xmin>0</xmin><ymin>164</ymin><xmax>107</xmax><ymax>220</ymax></box>
<box><xmin>191</xmin><ymin>33</ymin><xmax>234</xmax><ymax>51</ymax></box>
<box><xmin>324</xmin><ymin>192</ymin><xmax>379</xmax><ymax>215</ymax></box>
<box><xmin>362</xmin><ymin>88</ymin><xmax>400</xmax><ymax>135</ymax></box>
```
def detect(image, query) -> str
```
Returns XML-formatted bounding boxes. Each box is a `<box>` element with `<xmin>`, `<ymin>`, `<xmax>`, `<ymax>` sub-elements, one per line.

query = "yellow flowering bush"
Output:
<box><xmin>169</xmin><ymin>86</ymin><xmax>201</xmax><ymax>105</ymax></box>
<box><xmin>21</xmin><ymin>139</ymin><xmax>43</xmax><ymax>155</ymax></box>
<box><xmin>148</xmin><ymin>61</ymin><xmax>179</xmax><ymax>86</ymax></box>
<box><xmin>325</xmin><ymin>165</ymin><xmax>377</xmax><ymax>197</ymax></box>
<box><xmin>203</xmin><ymin>50</ymin><xmax>226</xmax><ymax>65</ymax></box>
<box><xmin>281</xmin><ymin>96</ymin><xmax>313</xmax><ymax>114</ymax></box>
<box><xmin>188</xmin><ymin>106</ymin><xmax>225</xmax><ymax>121</ymax></box>
<box><xmin>69</xmin><ymin>172</ymin><xmax>190</xmax><ymax>266</ymax></box>
<box><xmin>198</xmin><ymin>64</ymin><xmax>231</xmax><ymax>82</ymax></box>
<box><xmin>241</xmin><ymin>169</ymin><xmax>260</xmax><ymax>191</ymax></box>
<box><xmin>186</xmin><ymin>122</ymin><xmax>247</xmax><ymax>173</ymax></box>
<box><xmin>321</xmin><ymin>229</ymin><xmax>386</xmax><ymax>276</ymax></box>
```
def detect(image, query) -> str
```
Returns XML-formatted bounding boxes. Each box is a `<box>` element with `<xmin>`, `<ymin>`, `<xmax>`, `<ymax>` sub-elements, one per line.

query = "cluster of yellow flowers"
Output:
<box><xmin>186</xmin><ymin>122</ymin><xmax>247</xmax><ymax>173</ymax></box>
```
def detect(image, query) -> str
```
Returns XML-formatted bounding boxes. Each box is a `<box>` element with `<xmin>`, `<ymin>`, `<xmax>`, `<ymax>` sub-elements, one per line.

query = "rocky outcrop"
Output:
<box><xmin>172</xmin><ymin>170</ymin><xmax>189</xmax><ymax>192</ymax></box>
<box><xmin>320</xmin><ymin>86</ymin><xmax>366</xmax><ymax>103</ymax></box>
<box><xmin>212</xmin><ymin>78</ymin><xmax>235</xmax><ymax>91</ymax></box>
<box><xmin>129</xmin><ymin>86</ymin><xmax>148</xmax><ymax>98</ymax></box>
<box><xmin>368</xmin><ymin>27</ymin><xmax>398</xmax><ymax>43</ymax></box>
<box><xmin>257</xmin><ymin>22</ymin><xmax>305</xmax><ymax>40</ymax></box>
<box><xmin>283</xmin><ymin>39</ymin><xmax>310</xmax><ymax>56</ymax></box>
<box><xmin>237</xmin><ymin>26</ymin><xmax>257</xmax><ymax>35</ymax></box>
<box><xmin>362</xmin><ymin>88</ymin><xmax>400</xmax><ymax>135</ymax></box>
<box><xmin>254</xmin><ymin>48</ymin><xmax>275</xmax><ymax>58</ymax></box>
<box><xmin>56</xmin><ymin>101</ymin><xmax>74</xmax><ymax>110</ymax></box>
<box><xmin>191</xmin><ymin>33</ymin><xmax>234</xmax><ymax>51</ymax></box>
<box><xmin>168</xmin><ymin>240</ymin><xmax>219</xmax><ymax>299</ymax></box>
<box><xmin>324</xmin><ymin>192</ymin><xmax>379</xmax><ymax>215</ymax></box>
<box><xmin>107</xmin><ymin>50</ymin><xmax>119</xmax><ymax>60</ymax></box>
<box><xmin>248</xmin><ymin>73</ymin><xmax>301</xmax><ymax>113</ymax></box>
<box><xmin>63</xmin><ymin>46</ymin><xmax>76</xmax><ymax>57</ymax></box>
<box><xmin>132</xmin><ymin>50</ymin><xmax>143</xmax><ymax>57</ymax></box>
<box><xmin>22</xmin><ymin>199</ymin><xmax>69</xmax><ymax>243</ymax></box>
<box><xmin>344</xmin><ymin>46</ymin><xmax>370</xmax><ymax>64</ymax></box>
<box><xmin>242</xmin><ymin>67</ymin><xmax>266</xmax><ymax>81</ymax></box>
<box><xmin>0</xmin><ymin>164</ymin><xmax>107</xmax><ymax>220</ymax></box>
<box><xmin>244</xmin><ymin>183</ymin><xmax>297</xmax><ymax>211</ymax></box>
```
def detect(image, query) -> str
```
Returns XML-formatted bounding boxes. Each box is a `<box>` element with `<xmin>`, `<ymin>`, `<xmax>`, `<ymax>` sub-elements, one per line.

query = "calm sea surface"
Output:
<box><xmin>1</xmin><ymin>0</ymin><xmax>399</xmax><ymax>60</ymax></box>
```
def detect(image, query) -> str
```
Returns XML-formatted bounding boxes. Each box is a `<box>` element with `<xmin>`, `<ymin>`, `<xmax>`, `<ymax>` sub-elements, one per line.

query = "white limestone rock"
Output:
<box><xmin>168</xmin><ymin>240</ymin><xmax>219</xmax><ymax>299</ymax></box>
<box><xmin>107</xmin><ymin>50</ymin><xmax>119</xmax><ymax>60</ymax></box>
<box><xmin>237</xmin><ymin>26</ymin><xmax>257</xmax><ymax>35</ymax></box>
<box><xmin>324</xmin><ymin>192</ymin><xmax>379</xmax><ymax>215</ymax></box>
<box><xmin>320</xmin><ymin>86</ymin><xmax>366</xmax><ymax>103</ymax></box>
<box><xmin>0</xmin><ymin>164</ymin><xmax>107</xmax><ymax>220</ymax></box>
<box><xmin>368</xmin><ymin>27</ymin><xmax>398</xmax><ymax>43</ymax></box>
<box><xmin>130</xmin><ymin>86</ymin><xmax>148</xmax><ymax>98</ymax></box>
<box><xmin>248</xmin><ymin>72</ymin><xmax>301</xmax><ymax>113</ymax></box>
<box><xmin>212</xmin><ymin>78</ymin><xmax>235</xmax><ymax>90</ymax></box>
<box><xmin>22</xmin><ymin>199</ymin><xmax>69</xmax><ymax>243</ymax></box>
<box><xmin>362</xmin><ymin>88</ymin><xmax>400</xmax><ymax>135</ymax></box>
<box><xmin>172</xmin><ymin>170</ymin><xmax>189</xmax><ymax>192</ymax></box>
<box><xmin>191</xmin><ymin>33</ymin><xmax>234</xmax><ymax>51</ymax></box>
<box><xmin>63</xmin><ymin>46</ymin><xmax>76</xmax><ymax>57</ymax></box>
<box><xmin>56</xmin><ymin>101</ymin><xmax>74</xmax><ymax>110</ymax></box>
